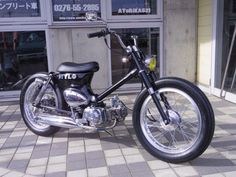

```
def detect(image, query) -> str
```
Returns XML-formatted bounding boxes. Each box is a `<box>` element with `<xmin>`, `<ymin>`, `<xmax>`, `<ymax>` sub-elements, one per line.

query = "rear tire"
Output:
<box><xmin>20</xmin><ymin>73</ymin><xmax>61</xmax><ymax>136</ymax></box>
<box><xmin>133</xmin><ymin>78</ymin><xmax>215</xmax><ymax>163</ymax></box>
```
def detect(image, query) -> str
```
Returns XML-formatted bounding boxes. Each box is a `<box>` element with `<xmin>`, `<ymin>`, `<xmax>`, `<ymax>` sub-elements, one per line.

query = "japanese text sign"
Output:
<box><xmin>0</xmin><ymin>0</ymin><xmax>40</xmax><ymax>17</ymax></box>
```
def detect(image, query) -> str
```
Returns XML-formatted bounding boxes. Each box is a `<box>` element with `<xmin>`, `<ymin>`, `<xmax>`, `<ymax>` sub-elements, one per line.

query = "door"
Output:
<box><xmin>213</xmin><ymin>0</ymin><xmax>236</xmax><ymax>103</ymax></box>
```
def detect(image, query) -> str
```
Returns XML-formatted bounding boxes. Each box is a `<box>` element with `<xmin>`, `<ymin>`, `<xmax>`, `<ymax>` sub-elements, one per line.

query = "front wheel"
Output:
<box><xmin>133</xmin><ymin>78</ymin><xmax>215</xmax><ymax>163</ymax></box>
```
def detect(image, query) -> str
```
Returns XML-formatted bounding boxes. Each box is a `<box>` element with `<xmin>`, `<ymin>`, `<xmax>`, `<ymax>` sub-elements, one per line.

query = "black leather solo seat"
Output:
<box><xmin>57</xmin><ymin>62</ymin><xmax>99</xmax><ymax>73</ymax></box>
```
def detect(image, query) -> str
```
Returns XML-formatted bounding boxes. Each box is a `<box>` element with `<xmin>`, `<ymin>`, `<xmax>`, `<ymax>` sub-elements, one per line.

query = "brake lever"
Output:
<box><xmin>104</xmin><ymin>37</ymin><xmax>111</xmax><ymax>50</ymax></box>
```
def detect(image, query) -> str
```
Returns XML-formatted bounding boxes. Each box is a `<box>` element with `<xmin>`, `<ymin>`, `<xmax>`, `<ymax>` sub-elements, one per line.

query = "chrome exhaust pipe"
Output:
<box><xmin>36</xmin><ymin>114</ymin><xmax>78</xmax><ymax>128</ymax></box>
<box><xmin>36</xmin><ymin>114</ymin><xmax>117</xmax><ymax>131</ymax></box>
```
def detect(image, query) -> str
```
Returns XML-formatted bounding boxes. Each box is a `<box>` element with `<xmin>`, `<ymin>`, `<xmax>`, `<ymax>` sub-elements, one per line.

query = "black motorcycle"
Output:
<box><xmin>20</xmin><ymin>13</ymin><xmax>215</xmax><ymax>163</ymax></box>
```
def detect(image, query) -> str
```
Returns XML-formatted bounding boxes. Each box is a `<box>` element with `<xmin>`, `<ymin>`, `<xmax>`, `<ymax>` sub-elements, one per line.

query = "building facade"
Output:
<box><xmin>0</xmin><ymin>0</ymin><xmax>164</xmax><ymax>99</ymax></box>
<box><xmin>198</xmin><ymin>0</ymin><xmax>236</xmax><ymax>103</ymax></box>
<box><xmin>1</xmin><ymin>0</ymin><xmax>235</xmax><ymax>104</ymax></box>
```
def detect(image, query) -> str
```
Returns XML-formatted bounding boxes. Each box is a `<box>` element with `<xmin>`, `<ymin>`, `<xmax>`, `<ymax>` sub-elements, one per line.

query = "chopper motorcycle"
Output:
<box><xmin>20</xmin><ymin>13</ymin><xmax>215</xmax><ymax>163</ymax></box>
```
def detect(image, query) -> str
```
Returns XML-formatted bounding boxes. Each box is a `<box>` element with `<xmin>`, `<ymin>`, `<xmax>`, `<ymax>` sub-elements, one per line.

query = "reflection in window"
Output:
<box><xmin>0</xmin><ymin>0</ymin><xmax>40</xmax><ymax>18</ymax></box>
<box><xmin>112</xmin><ymin>0</ymin><xmax>157</xmax><ymax>16</ymax></box>
<box><xmin>111</xmin><ymin>28</ymin><xmax>159</xmax><ymax>84</ymax></box>
<box><xmin>0</xmin><ymin>31</ymin><xmax>48</xmax><ymax>91</ymax></box>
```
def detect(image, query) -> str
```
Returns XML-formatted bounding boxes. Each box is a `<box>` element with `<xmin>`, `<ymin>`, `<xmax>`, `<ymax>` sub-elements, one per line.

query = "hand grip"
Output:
<box><xmin>87</xmin><ymin>30</ymin><xmax>106</xmax><ymax>38</ymax></box>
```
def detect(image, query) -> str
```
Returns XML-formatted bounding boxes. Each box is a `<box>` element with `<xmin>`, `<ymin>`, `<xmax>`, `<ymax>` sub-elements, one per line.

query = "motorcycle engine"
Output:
<box><xmin>82</xmin><ymin>96</ymin><xmax>128</xmax><ymax>128</ymax></box>
<box><xmin>63</xmin><ymin>89</ymin><xmax>128</xmax><ymax>128</ymax></box>
<box><xmin>82</xmin><ymin>107</ymin><xmax>107</xmax><ymax>127</ymax></box>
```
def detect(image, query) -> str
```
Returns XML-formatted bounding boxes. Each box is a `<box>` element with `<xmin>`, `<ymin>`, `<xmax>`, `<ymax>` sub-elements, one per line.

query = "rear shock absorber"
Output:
<box><xmin>30</xmin><ymin>78</ymin><xmax>44</xmax><ymax>103</ymax></box>
<box><xmin>33</xmin><ymin>74</ymin><xmax>53</xmax><ymax>107</ymax></box>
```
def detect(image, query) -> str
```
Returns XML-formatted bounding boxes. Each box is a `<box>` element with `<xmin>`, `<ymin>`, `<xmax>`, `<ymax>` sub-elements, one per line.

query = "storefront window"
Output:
<box><xmin>52</xmin><ymin>0</ymin><xmax>101</xmax><ymax>21</ymax></box>
<box><xmin>112</xmin><ymin>0</ymin><xmax>157</xmax><ymax>16</ymax></box>
<box><xmin>215</xmin><ymin>0</ymin><xmax>236</xmax><ymax>94</ymax></box>
<box><xmin>0</xmin><ymin>0</ymin><xmax>40</xmax><ymax>17</ymax></box>
<box><xmin>111</xmin><ymin>28</ymin><xmax>160</xmax><ymax>84</ymax></box>
<box><xmin>0</xmin><ymin>31</ymin><xmax>48</xmax><ymax>91</ymax></box>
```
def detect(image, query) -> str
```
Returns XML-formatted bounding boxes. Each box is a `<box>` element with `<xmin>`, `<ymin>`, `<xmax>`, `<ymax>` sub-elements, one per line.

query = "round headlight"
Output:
<box><xmin>145</xmin><ymin>55</ymin><xmax>157</xmax><ymax>71</ymax></box>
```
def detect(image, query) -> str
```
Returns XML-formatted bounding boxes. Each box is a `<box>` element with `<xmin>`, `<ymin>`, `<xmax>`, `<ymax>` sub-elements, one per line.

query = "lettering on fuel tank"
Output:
<box><xmin>58</xmin><ymin>74</ymin><xmax>78</xmax><ymax>80</ymax></box>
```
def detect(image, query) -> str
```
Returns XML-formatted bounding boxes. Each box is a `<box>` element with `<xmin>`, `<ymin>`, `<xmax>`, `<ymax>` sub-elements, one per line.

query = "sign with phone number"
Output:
<box><xmin>52</xmin><ymin>0</ymin><xmax>100</xmax><ymax>21</ymax></box>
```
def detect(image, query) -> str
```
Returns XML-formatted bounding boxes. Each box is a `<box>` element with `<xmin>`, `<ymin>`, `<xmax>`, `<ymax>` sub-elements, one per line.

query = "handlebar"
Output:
<box><xmin>87</xmin><ymin>29</ymin><xmax>109</xmax><ymax>38</ymax></box>
<box><xmin>87</xmin><ymin>29</ymin><xmax>127</xmax><ymax>50</ymax></box>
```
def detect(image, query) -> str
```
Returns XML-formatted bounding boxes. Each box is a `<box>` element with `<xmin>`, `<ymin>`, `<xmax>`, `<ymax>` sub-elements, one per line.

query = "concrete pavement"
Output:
<box><xmin>0</xmin><ymin>94</ymin><xmax>236</xmax><ymax>177</ymax></box>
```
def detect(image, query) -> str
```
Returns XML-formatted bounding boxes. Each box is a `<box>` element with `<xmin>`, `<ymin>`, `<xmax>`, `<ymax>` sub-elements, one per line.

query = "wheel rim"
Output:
<box><xmin>140</xmin><ymin>88</ymin><xmax>202</xmax><ymax>154</ymax></box>
<box><xmin>24</xmin><ymin>79</ymin><xmax>58</xmax><ymax>130</ymax></box>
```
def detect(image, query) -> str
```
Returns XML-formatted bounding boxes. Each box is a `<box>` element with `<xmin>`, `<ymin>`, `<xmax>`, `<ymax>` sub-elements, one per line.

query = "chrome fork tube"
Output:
<box><xmin>131</xmin><ymin>50</ymin><xmax>170</xmax><ymax>125</ymax></box>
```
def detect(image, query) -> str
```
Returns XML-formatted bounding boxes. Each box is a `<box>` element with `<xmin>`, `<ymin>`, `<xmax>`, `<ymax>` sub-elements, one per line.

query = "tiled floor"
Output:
<box><xmin>0</xmin><ymin>94</ymin><xmax>236</xmax><ymax>177</ymax></box>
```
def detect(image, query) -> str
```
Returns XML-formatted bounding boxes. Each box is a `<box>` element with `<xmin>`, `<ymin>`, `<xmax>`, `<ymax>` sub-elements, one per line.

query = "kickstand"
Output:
<box><xmin>104</xmin><ymin>129</ymin><xmax>113</xmax><ymax>136</ymax></box>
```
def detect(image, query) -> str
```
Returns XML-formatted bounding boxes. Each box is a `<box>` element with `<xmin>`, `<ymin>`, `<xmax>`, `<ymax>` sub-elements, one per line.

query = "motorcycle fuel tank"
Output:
<box><xmin>63</xmin><ymin>88</ymin><xmax>88</xmax><ymax>107</ymax></box>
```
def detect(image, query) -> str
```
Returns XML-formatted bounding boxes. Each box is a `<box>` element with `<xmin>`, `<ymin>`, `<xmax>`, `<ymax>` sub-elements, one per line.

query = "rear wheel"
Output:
<box><xmin>133</xmin><ymin>78</ymin><xmax>215</xmax><ymax>163</ymax></box>
<box><xmin>20</xmin><ymin>74</ymin><xmax>61</xmax><ymax>136</ymax></box>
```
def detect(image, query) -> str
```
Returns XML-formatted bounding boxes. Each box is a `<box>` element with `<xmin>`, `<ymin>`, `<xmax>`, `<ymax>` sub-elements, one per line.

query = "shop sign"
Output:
<box><xmin>117</xmin><ymin>8</ymin><xmax>151</xmax><ymax>15</ymax></box>
<box><xmin>52</xmin><ymin>0</ymin><xmax>100</xmax><ymax>21</ymax></box>
<box><xmin>112</xmin><ymin>0</ymin><xmax>156</xmax><ymax>16</ymax></box>
<box><xmin>0</xmin><ymin>0</ymin><xmax>40</xmax><ymax>17</ymax></box>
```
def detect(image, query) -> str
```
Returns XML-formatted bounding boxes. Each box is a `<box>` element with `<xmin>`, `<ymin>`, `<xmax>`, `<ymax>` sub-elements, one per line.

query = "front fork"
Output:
<box><xmin>140</xmin><ymin>70</ymin><xmax>170</xmax><ymax>124</ymax></box>
<box><xmin>130</xmin><ymin>51</ymin><xmax>170</xmax><ymax>125</ymax></box>
<box><xmin>149</xmin><ymin>71</ymin><xmax>172</xmax><ymax>111</ymax></box>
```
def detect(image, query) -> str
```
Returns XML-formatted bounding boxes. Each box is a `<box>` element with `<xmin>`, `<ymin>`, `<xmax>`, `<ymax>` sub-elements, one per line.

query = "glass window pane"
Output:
<box><xmin>0</xmin><ymin>31</ymin><xmax>48</xmax><ymax>91</ymax></box>
<box><xmin>0</xmin><ymin>0</ymin><xmax>40</xmax><ymax>17</ymax></box>
<box><xmin>112</xmin><ymin>0</ymin><xmax>157</xmax><ymax>16</ymax></box>
<box><xmin>215</xmin><ymin>0</ymin><xmax>236</xmax><ymax>95</ymax></box>
<box><xmin>111</xmin><ymin>28</ymin><xmax>159</xmax><ymax>84</ymax></box>
<box><xmin>52</xmin><ymin>0</ymin><xmax>101</xmax><ymax>21</ymax></box>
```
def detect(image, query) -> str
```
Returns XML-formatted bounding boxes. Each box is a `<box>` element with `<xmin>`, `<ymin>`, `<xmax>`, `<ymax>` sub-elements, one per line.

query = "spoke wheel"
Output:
<box><xmin>24</xmin><ymin>80</ymin><xmax>58</xmax><ymax>130</ymax></box>
<box><xmin>20</xmin><ymin>74</ymin><xmax>61</xmax><ymax>136</ymax></box>
<box><xmin>141</xmin><ymin>88</ymin><xmax>201</xmax><ymax>154</ymax></box>
<box><xmin>133</xmin><ymin>78</ymin><xmax>215</xmax><ymax>163</ymax></box>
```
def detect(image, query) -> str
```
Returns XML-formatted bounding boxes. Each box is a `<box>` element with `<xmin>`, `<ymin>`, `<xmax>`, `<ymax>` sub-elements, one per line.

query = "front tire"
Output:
<box><xmin>133</xmin><ymin>78</ymin><xmax>215</xmax><ymax>163</ymax></box>
<box><xmin>20</xmin><ymin>73</ymin><xmax>61</xmax><ymax>136</ymax></box>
